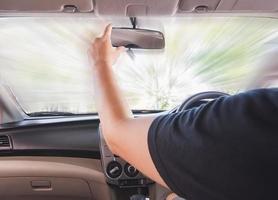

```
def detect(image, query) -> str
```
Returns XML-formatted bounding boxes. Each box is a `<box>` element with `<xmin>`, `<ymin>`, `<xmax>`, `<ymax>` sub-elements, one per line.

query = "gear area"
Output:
<box><xmin>99</xmin><ymin>127</ymin><xmax>154</xmax><ymax>199</ymax></box>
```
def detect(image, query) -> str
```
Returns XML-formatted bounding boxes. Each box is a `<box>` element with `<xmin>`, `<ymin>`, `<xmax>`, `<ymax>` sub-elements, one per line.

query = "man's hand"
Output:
<box><xmin>89</xmin><ymin>24</ymin><xmax>125</xmax><ymax>67</ymax></box>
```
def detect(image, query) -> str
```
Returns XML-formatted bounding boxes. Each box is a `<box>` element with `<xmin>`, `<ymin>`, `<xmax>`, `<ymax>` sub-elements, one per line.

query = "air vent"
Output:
<box><xmin>0</xmin><ymin>135</ymin><xmax>12</xmax><ymax>150</ymax></box>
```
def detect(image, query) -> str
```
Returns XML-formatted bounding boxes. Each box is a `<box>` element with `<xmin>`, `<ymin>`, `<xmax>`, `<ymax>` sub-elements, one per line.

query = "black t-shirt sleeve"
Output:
<box><xmin>148</xmin><ymin>89</ymin><xmax>278</xmax><ymax>200</ymax></box>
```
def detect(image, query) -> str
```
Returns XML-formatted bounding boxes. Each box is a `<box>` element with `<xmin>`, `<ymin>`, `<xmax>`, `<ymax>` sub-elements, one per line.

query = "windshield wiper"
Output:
<box><xmin>28</xmin><ymin>110</ymin><xmax>164</xmax><ymax>117</ymax></box>
<box><xmin>28</xmin><ymin>111</ymin><xmax>78</xmax><ymax>117</ymax></box>
<box><xmin>132</xmin><ymin>109</ymin><xmax>165</xmax><ymax>114</ymax></box>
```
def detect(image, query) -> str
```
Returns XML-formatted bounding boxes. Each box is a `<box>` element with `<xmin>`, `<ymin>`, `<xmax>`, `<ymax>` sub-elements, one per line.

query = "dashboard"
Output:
<box><xmin>0</xmin><ymin>115</ymin><xmax>170</xmax><ymax>200</ymax></box>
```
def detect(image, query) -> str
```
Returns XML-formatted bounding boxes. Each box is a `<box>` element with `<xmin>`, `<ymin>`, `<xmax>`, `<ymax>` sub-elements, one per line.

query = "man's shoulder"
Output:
<box><xmin>237</xmin><ymin>88</ymin><xmax>278</xmax><ymax>97</ymax></box>
<box><xmin>229</xmin><ymin>88</ymin><xmax>278</xmax><ymax>108</ymax></box>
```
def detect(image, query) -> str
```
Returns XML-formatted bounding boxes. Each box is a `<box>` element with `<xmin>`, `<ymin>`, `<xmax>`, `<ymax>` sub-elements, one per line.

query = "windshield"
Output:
<box><xmin>1</xmin><ymin>16</ymin><xmax>278</xmax><ymax>114</ymax></box>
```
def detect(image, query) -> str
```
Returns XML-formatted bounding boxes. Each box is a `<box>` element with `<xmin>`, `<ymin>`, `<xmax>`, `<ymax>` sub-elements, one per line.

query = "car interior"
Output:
<box><xmin>0</xmin><ymin>0</ymin><xmax>278</xmax><ymax>199</ymax></box>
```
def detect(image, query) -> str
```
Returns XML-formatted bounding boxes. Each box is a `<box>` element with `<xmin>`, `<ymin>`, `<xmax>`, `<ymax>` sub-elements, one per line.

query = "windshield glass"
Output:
<box><xmin>1</xmin><ymin>17</ymin><xmax>278</xmax><ymax>114</ymax></box>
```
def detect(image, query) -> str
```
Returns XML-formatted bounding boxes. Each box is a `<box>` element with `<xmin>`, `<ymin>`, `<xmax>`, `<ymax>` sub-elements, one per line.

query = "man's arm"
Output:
<box><xmin>88</xmin><ymin>24</ymin><xmax>167</xmax><ymax>188</ymax></box>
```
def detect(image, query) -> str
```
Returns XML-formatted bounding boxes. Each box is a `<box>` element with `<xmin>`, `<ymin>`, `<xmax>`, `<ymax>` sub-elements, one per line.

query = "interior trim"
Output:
<box><xmin>0</xmin><ymin>156</ymin><xmax>111</xmax><ymax>200</ymax></box>
<box><xmin>0</xmin><ymin>149</ymin><xmax>101</xmax><ymax>159</ymax></box>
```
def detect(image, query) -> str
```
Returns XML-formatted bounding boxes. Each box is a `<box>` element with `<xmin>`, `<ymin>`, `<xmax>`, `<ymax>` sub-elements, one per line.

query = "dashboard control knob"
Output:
<box><xmin>124</xmin><ymin>163</ymin><xmax>139</xmax><ymax>177</ymax></box>
<box><xmin>106</xmin><ymin>161</ymin><xmax>122</xmax><ymax>179</ymax></box>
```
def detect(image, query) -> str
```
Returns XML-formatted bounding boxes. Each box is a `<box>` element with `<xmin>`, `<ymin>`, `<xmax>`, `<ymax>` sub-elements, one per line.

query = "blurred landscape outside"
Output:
<box><xmin>0</xmin><ymin>17</ymin><xmax>278</xmax><ymax>114</ymax></box>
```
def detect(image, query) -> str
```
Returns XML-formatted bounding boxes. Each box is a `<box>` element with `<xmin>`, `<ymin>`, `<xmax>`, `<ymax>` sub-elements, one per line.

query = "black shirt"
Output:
<box><xmin>148</xmin><ymin>89</ymin><xmax>278</xmax><ymax>200</ymax></box>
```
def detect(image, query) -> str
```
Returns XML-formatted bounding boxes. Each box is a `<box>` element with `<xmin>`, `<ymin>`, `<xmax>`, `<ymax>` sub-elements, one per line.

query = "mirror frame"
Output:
<box><xmin>111</xmin><ymin>27</ymin><xmax>165</xmax><ymax>49</ymax></box>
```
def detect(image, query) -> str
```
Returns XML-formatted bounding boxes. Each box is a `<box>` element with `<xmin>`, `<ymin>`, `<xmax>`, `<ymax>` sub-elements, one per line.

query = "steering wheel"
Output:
<box><xmin>174</xmin><ymin>91</ymin><xmax>230</xmax><ymax>113</ymax></box>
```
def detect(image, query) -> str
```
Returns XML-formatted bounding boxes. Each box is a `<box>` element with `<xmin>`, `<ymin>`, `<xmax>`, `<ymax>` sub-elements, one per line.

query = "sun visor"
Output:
<box><xmin>94</xmin><ymin>0</ymin><xmax>179</xmax><ymax>16</ymax></box>
<box><xmin>217</xmin><ymin>0</ymin><xmax>278</xmax><ymax>12</ymax></box>
<box><xmin>178</xmin><ymin>0</ymin><xmax>278</xmax><ymax>12</ymax></box>
<box><xmin>0</xmin><ymin>0</ymin><xmax>94</xmax><ymax>13</ymax></box>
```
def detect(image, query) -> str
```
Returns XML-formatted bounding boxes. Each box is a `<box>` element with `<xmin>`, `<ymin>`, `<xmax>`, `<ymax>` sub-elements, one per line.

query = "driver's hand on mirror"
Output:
<box><xmin>88</xmin><ymin>24</ymin><xmax>125</xmax><ymax>67</ymax></box>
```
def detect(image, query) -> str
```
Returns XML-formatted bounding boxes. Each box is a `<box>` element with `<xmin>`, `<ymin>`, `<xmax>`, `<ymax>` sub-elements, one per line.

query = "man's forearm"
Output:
<box><xmin>92</xmin><ymin>61</ymin><xmax>133</xmax><ymax>150</ymax></box>
<box><xmin>93</xmin><ymin>62</ymin><xmax>132</xmax><ymax>121</ymax></box>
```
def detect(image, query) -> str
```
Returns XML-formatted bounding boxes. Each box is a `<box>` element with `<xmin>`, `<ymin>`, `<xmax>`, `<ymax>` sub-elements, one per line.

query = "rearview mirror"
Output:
<box><xmin>111</xmin><ymin>28</ymin><xmax>165</xmax><ymax>49</ymax></box>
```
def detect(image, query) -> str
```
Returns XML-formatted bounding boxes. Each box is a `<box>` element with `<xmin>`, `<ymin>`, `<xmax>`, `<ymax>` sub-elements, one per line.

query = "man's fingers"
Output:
<box><xmin>102</xmin><ymin>24</ymin><xmax>112</xmax><ymax>39</ymax></box>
